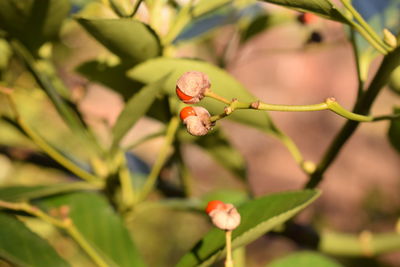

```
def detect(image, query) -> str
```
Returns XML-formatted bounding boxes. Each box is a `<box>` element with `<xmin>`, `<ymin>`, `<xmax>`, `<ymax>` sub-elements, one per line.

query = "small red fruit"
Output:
<box><xmin>298</xmin><ymin>13</ymin><xmax>317</xmax><ymax>24</ymax></box>
<box><xmin>179</xmin><ymin>106</ymin><xmax>196</xmax><ymax>121</ymax></box>
<box><xmin>205</xmin><ymin>200</ymin><xmax>225</xmax><ymax>214</ymax></box>
<box><xmin>176</xmin><ymin>71</ymin><xmax>211</xmax><ymax>104</ymax></box>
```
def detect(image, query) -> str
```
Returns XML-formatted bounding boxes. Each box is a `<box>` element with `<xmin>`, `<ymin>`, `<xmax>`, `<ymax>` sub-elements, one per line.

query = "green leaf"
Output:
<box><xmin>128</xmin><ymin>57</ymin><xmax>280</xmax><ymax>135</ymax></box>
<box><xmin>240</xmin><ymin>13</ymin><xmax>270</xmax><ymax>44</ymax></box>
<box><xmin>40</xmin><ymin>192</ymin><xmax>146</xmax><ymax>267</ymax></box>
<box><xmin>266</xmin><ymin>251</ymin><xmax>343</xmax><ymax>267</ymax></box>
<box><xmin>193</xmin><ymin>0</ymin><xmax>231</xmax><ymax>17</ymax></box>
<box><xmin>176</xmin><ymin>189</ymin><xmax>320</xmax><ymax>267</ymax></box>
<box><xmin>112</xmin><ymin>75</ymin><xmax>168</xmax><ymax>146</ymax></box>
<box><xmin>201</xmin><ymin>189</ymin><xmax>249</xmax><ymax>208</ymax></box>
<box><xmin>0</xmin><ymin>183</ymin><xmax>96</xmax><ymax>202</ymax></box>
<box><xmin>389</xmin><ymin>65</ymin><xmax>400</xmax><ymax>95</ymax></box>
<box><xmin>388</xmin><ymin>107</ymin><xmax>400</xmax><ymax>154</ymax></box>
<box><xmin>259</xmin><ymin>0</ymin><xmax>348</xmax><ymax>22</ymax></box>
<box><xmin>181</xmin><ymin>128</ymin><xmax>247</xmax><ymax>180</ymax></box>
<box><xmin>76</xmin><ymin>60</ymin><xmax>143</xmax><ymax>100</ymax></box>
<box><xmin>0</xmin><ymin>0</ymin><xmax>71</xmax><ymax>53</ymax></box>
<box><xmin>76</xmin><ymin>18</ymin><xmax>162</xmax><ymax>65</ymax></box>
<box><xmin>0</xmin><ymin>213</ymin><xmax>69</xmax><ymax>266</ymax></box>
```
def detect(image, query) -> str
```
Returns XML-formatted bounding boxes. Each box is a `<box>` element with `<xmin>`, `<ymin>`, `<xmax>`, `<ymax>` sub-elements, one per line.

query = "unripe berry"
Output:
<box><xmin>176</xmin><ymin>71</ymin><xmax>211</xmax><ymax>104</ymax></box>
<box><xmin>206</xmin><ymin>200</ymin><xmax>241</xmax><ymax>231</ymax></box>
<box><xmin>180</xmin><ymin>106</ymin><xmax>212</xmax><ymax>136</ymax></box>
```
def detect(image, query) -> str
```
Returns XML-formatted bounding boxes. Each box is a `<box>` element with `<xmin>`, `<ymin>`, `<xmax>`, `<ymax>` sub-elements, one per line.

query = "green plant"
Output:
<box><xmin>0</xmin><ymin>0</ymin><xmax>400</xmax><ymax>266</ymax></box>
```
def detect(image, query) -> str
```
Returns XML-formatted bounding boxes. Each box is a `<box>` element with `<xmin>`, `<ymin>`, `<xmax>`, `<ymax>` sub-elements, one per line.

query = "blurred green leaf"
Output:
<box><xmin>0</xmin><ymin>0</ymin><xmax>71</xmax><ymax>53</ymax></box>
<box><xmin>266</xmin><ymin>251</ymin><xmax>342</xmax><ymax>267</ymax></box>
<box><xmin>259</xmin><ymin>0</ymin><xmax>348</xmax><ymax>22</ymax></box>
<box><xmin>389</xmin><ymin>65</ymin><xmax>400</xmax><ymax>95</ymax></box>
<box><xmin>176</xmin><ymin>189</ymin><xmax>320</xmax><ymax>267</ymax></box>
<box><xmin>0</xmin><ymin>183</ymin><xmax>96</xmax><ymax>202</ymax></box>
<box><xmin>76</xmin><ymin>18</ymin><xmax>162</xmax><ymax>65</ymax></box>
<box><xmin>240</xmin><ymin>13</ymin><xmax>270</xmax><ymax>43</ymax></box>
<box><xmin>76</xmin><ymin>60</ymin><xmax>143</xmax><ymax>100</ymax></box>
<box><xmin>201</xmin><ymin>189</ymin><xmax>249</xmax><ymax>207</ymax></box>
<box><xmin>128</xmin><ymin>57</ymin><xmax>280</xmax><ymax>136</ymax></box>
<box><xmin>388</xmin><ymin>107</ymin><xmax>400</xmax><ymax>154</ymax></box>
<box><xmin>112</xmin><ymin>75</ymin><xmax>168</xmax><ymax>146</ymax></box>
<box><xmin>182</xmin><ymin>128</ymin><xmax>247</xmax><ymax>180</ymax></box>
<box><xmin>0</xmin><ymin>213</ymin><xmax>69</xmax><ymax>266</ymax></box>
<box><xmin>40</xmin><ymin>192</ymin><xmax>146</xmax><ymax>267</ymax></box>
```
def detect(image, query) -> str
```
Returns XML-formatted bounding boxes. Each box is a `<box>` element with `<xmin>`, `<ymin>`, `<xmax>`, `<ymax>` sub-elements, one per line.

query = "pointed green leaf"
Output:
<box><xmin>388</xmin><ymin>106</ymin><xmax>400</xmax><ymax>154</ymax></box>
<box><xmin>40</xmin><ymin>192</ymin><xmax>146</xmax><ymax>267</ymax></box>
<box><xmin>259</xmin><ymin>0</ymin><xmax>348</xmax><ymax>22</ymax></box>
<box><xmin>0</xmin><ymin>0</ymin><xmax>71</xmax><ymax>53</ymax></box>
<box><xmin>76</xmin><ymin>18</ymin><xmax>161</xmax><ymax>65</ymax></box>
<box><xmin>128</xmin><ymin>57</ymin><xmax>280</xmax><ymax>135</ymax></box>
<box><xmin>177</xmin><ymin>189</ymin><xmax>320</xmax><ymax>267</ymax></box>
<box><xmin>112</xmin><ymin>76</ymin><xmax>168</xmax><ymax>146</ymax></box>
<box><xmin>267</xmin><ymin>251</ymin><xmax>343</xmax><ymax>267</ymax></box>
<box><xmin>0</xmin><ymin>213</ymin><xmax>69</xmax><ymax>266</ymax></box>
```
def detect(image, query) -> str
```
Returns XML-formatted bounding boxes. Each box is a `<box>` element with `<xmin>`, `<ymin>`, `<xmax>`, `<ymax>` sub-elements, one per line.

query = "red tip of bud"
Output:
<box><xmin>176</xmin><ymin>71</ymin><xmax>210</xmax><ymax>104</ymax></box>
<box><xmin>298</xmin><ymin>13</ymin><xmax>317</xmax><ymax>24</ymax></box>
<box><xmin>176</xmin><ymin>86</ymin><xmax>193</xmax><ymax>102</ymax></box>
<box><xmin>179</xmin><ymin>106</ymin><xmax>196</xmax><ymax>121</ymax></box>
<box><xmin>205</xmin><ymin>200</ymin><xmax>225</xmax><ymax>214</ymax></box>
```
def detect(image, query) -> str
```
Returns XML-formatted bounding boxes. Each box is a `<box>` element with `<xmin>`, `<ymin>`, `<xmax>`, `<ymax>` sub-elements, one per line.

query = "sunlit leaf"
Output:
<box><xmin>40</xmin><ymin>192</ymin><xmax>146</xmax><ymax>267</ymax></box>
<box><xmin>266</xmin><ymin>251</ymin><xmax>342</xmax><ymax>267</ymax></box>
<box><xmin>177</xmin><ymin>190</ymin><xmax>320</xmax><ymax>267</ymax></box>
<box><xmin>128</xmin><ymin>57</ymin><xmax>280</xmax><ymax>136</ymax></box>
<box><xmin>76</xmin><ymin>18</ymin><xmax>162</xmax><ymax>65</ymax></box>
<box><xmin>0</xmin><ymin>213</ymin><xmax>69</xmax><ymax>266</ymax></box>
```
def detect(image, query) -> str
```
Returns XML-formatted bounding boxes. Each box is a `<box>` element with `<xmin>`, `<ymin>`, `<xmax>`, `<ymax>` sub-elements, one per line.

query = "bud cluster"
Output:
<box><xmin>176</xmin><ymin>71</ymin><xmax>213</xmax><ymax>136</ymax></box>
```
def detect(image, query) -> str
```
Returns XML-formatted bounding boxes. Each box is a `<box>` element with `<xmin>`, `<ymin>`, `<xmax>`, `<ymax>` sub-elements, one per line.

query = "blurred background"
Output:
<box><xmin>1</xmin><ymin>0</ymin><xmax>400</xmax><ymax>266</ymax></box>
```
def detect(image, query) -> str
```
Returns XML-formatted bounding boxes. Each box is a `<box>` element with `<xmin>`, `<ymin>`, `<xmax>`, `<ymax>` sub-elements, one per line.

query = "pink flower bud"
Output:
<box><xmin>176</xmin><ymin>71</ymin><xmax>211</xmax><ymax>104</ymax></box>
<box><xmin>180</xmin><ymin>106</ymin><xmax>212</xmax><ymax>136</ymax></box>
<box><xmin>206</xmin><ymin>201</ymin><xmax>241</xmax><ymax>231</ymax></box>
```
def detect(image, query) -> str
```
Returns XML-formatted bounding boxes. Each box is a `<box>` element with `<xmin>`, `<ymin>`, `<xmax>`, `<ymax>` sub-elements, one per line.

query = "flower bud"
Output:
<box><xmin>176</xmin><ymin>71</ymin><xmax>211</xmax><ymax>104</ymax></box>
<box><xmin>180</xmin><ymin>106</ymin><xmax>212</xmax><ymax>136</ymax></box>
<box><xmin>206</xmin><ymin>201</ymin><xmax>241</xmax><ymax>231</ymax></box>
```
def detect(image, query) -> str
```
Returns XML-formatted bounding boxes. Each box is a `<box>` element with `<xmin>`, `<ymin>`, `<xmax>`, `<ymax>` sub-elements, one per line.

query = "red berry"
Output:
<box><xmin>298</xmin><ymin>13</ymin><xmax>317</xmax><ymax>24</ymax></box>
<box><xmin>179</xmin><ymin>106</ymin><xmax>196</xmax><ymax>121</ymax></box>
<box><xmin>176</xmin><ymin>86</ymin><xmax>193</xmax><ymax>102</ymax></box>
<box><xmin>205</xmin><ymin>200</ymin><xmax>225</xmax><ymax>214</ymax></box>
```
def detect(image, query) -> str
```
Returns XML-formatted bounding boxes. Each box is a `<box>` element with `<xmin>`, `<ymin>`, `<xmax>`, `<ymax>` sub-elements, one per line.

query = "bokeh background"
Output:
<box><xmin>1</xmin><ymin>1</ymin><xmax>400</xmax><ymax>266</ymax></box>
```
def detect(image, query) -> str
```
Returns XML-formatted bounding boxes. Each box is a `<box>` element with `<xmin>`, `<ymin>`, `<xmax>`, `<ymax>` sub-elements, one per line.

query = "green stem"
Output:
<box><xmin>225</xmin><ymin>230</ymin><xmax>233</xmax><ymax>267</ymax></box>
<box><xmin>0</xmin><ymin>201</ymin><xmax>108</xmax><ymax>267</ymax></box>
<box><xmin>118</xmin><ymin>151</ymin><xmax>135</xmax><ymax>209</ymax></box>
<box><xmin>163</xmin><ymin>0</ymin><xmax>194</xmax><ymax>45</ymax></box>
<box><xmin>2</xmin><ymin>92</ymin><xmax>101</xmax><ymax>185</ymax></box>
<box><xmin>209</xmin><ymin>97</ymin><xmax>372</xmax><ymax>123</ymax></box>
<box><xmin>138</xmin><ymin>116</ymin><xmax>180</xmax><ymax>202</ymax></box>
<box><xmin>340</xmin><ymin>0</ymin><xmax>391</xmax><ymax>52</ymax></box>
<box><xmin>305</xmin><ymin>46</ymin><xmax>400</xmax><ymax>188</ymax></box>
<box><xmin>320</xmin><ymin>230</ymin><xmax>400</xmax><ymax>256</ymax></box>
